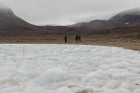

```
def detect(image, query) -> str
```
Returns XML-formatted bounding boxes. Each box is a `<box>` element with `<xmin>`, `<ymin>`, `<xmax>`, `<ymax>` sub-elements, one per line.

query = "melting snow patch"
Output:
<box><xmin>0</xmin><ymin>44</ymin><xmax>140</xmax><ymax>93</ymax></box>
<box><xmin>36</xmin><ymin>68</ymin><xmax>69</xmax><ymax>85</ymax></box>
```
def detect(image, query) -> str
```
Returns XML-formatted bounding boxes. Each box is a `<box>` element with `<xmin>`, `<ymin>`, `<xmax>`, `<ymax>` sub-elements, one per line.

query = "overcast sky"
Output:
<box><xmin>0</xmin><ymin>0</ymin><xmax>140</xmax><ymax>25</ymax></box>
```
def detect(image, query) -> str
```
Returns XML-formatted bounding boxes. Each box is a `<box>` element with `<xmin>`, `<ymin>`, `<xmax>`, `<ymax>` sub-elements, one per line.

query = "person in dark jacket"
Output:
<box><xmin>64</xmin><ymin>35</ymin><xmax>67</xmax><ymax>43</ymax></box>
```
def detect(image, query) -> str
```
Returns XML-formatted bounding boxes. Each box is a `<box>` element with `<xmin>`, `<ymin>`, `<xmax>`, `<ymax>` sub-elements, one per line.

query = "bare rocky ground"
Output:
<box><xmin>0</xmin><ymin>35</ymin><xmax>140</xmax><ymax>51</ymax></box>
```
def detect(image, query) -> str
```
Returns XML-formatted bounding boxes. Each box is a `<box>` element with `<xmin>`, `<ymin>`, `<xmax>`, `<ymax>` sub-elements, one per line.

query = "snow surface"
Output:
<box><xmin>0</xmin><ymin>44</ymin><xmax>140</xmax><ymax>93</ymax></box>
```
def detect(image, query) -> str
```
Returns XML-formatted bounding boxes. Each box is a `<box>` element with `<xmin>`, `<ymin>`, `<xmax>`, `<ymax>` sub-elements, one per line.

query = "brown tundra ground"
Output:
<box><xmin>0</xmin><ymin>35</ymin><xmax>140</xmax><ymax>51</ymax></box>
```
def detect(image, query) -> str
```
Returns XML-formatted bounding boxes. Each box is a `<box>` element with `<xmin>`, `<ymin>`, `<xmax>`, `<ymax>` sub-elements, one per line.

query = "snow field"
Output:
<box><xmin>0</xmin><ymin>44</ymin><xmax>140</xmax><ymax>93</ymax></box>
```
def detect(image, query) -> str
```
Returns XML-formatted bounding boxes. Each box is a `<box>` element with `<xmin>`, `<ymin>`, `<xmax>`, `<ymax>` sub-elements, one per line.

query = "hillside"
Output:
<box><xmin>0</xmin><ymin>8</ymin><xmax>35</xmax><ymax>28</ymax></box>
<box><xmin>72</xmin><ymin>8</ymin><xmax>140</xmax><ymax>29</ymax></box>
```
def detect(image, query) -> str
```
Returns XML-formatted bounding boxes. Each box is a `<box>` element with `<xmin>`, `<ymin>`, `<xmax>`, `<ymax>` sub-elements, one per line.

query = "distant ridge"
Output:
<box><xmin>72</xmin><ymin>8</ymin><xmax>140</xmax><ymax>29</ymax></box>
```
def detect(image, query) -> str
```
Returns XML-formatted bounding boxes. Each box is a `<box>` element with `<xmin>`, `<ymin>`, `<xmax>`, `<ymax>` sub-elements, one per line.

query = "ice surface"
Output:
<box><xmin>0</xmin><ymin>44</ymin><xmax>140</xmax><ymax>93</ymax></box>
<box><xmin>35</xmin><ymin>68</ymin><xmax>69</xmax><ymax>85</ymax></box>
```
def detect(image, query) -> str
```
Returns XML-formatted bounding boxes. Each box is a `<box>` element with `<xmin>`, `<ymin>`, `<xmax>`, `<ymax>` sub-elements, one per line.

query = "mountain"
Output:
<box><xmin>0</xmin><ymin>7</ymin><xmax>42</xmax><ymax>37</ymax></box>
<box><xmin>109</xmin><ymin>8</ymin><xmax>140</xmax><ymax>25</ymax></box>
<box><xmin>72</xmin><ymin>20</ymin><xmax>117</xmax><ymax>29</ymax></box>
<box><xmin>72</xmin><ymin>8</ymin><xmax>140</xmax><ymax>29</ymax></box>
<box><xmin>0</xmin><ymin>7</ymin><xmax>37</xmax><ymax>29</ymax></box>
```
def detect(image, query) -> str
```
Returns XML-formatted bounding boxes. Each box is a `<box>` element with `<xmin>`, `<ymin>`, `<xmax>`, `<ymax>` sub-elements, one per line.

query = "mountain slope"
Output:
<box><xmin>0</xmin><ymin>7</ymin><xmax>37</xmax><ymax>29</ymax></box>
<box><xmin>72</xmin><ymin>8</ymin><xmax>140</xmax><ymax>29</ymax></box>
<box><xmin>109</xmin><ymin>8</ymin><xmax>140</xmax><ymax>25</ymax></box>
